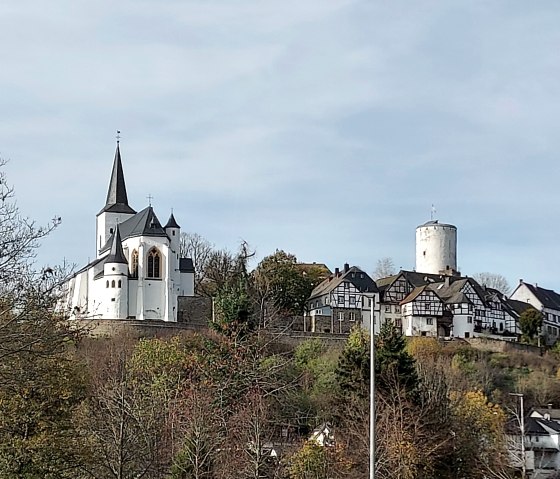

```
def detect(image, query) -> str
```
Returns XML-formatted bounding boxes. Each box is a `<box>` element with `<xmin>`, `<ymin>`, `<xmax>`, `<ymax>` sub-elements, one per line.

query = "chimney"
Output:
<box><xmin>335</xmin><ymin>268</ymin><xmax>340</xmax><ymax>277</ymax></box>
<box><xmin>344</xmin><ymin>263</ymin><xmax>350</xmax><ymax>273</ymax></box>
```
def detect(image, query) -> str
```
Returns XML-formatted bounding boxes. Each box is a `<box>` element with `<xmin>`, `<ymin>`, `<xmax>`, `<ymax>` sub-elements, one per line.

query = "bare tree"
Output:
<box><xmin>180</xmin><ymin>233</ymin><xmax>214</xmax><ymax>294</ymax></box>
<box><xmin>473</xmin><ymin>272</ymin><xmax>511</xmax><ymax>295</ymax></box>
<box><xmin>372</xmin><ymin>257</ymin><xmax>397</xmax><ymax>280</ymax></box>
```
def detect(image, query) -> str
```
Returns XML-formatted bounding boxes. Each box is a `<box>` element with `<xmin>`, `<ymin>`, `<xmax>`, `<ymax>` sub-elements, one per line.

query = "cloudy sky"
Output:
<box><xmin>1</xmin><ymin>0</ymin><xmax>560</xmax><ymax>291</ymax></box>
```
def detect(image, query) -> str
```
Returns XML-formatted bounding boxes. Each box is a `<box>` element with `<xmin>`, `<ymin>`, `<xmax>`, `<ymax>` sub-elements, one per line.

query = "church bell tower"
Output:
<box><xmin>96</xmin><ymin>142</ymin><xmax>136</xmax><ymax>257</ymax></box>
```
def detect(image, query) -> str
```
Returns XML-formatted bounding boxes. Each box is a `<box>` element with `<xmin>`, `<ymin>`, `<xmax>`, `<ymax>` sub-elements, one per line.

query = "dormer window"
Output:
<box><xmin>147</xmin><ymin>248</ymin><xmax>161</xmax><ymax>278</ymax></box>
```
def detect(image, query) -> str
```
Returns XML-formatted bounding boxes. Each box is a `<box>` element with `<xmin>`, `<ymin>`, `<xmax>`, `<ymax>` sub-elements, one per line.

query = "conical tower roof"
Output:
<box><xmin>164</xmin><ymin>212</ymin><xmax>180</xmax><ymax>229</ymax></box>
<box><xmin>98</xmin><ymin>144</ymin><xmax>136</xmax><ymax>216</ymax></box>
<box><xmin>104</xmin><ymin>225</ymin><xmax>128</xmax><ymax>264</ymax></box>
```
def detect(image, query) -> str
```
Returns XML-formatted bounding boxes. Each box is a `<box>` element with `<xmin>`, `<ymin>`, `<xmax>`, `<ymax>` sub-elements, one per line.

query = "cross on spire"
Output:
<box><xmin>116</xmin><ymin>130</ymin><xmax>121</xmax><ymax>143</ymax></box>
<box><xmin>431</xmin><ymin>204</ymin><xmax>437</xmax><ymax>221</ymax></box>
<box><xmin>147</xmin><ymin>194</ymin><xmax>153</xmax><ymax>206</ymax></box>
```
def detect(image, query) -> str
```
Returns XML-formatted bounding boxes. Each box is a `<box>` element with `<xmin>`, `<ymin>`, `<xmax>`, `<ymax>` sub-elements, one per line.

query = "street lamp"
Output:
<box><xmin>509</xmin><ymin>393</ymin><xmax>525</xmax><ymax>479</ymax></box>
<box><xmin>370</xmin><ymin>296</ymin><xmax>375</xmax><ymax>479</ymax></box>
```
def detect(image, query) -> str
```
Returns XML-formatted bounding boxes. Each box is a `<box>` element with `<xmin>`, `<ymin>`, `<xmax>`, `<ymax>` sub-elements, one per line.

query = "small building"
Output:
<box><xmin>510</xmin><ymin>281</ymin><xmax>560</xmax><ymax>345</ymax></box>
<box><xmin>305</xmin><ymin>264</ymin><xmax>379</xmax><ymax>334</ymax></box>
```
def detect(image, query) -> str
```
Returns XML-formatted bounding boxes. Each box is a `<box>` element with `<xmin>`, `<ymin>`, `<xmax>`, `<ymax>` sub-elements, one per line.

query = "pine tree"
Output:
<box><xmin>335</xmin><ymin>327</ymin><xmax>370</xmax><ymax>399</ymax></box>
<box><xmin>375</xmin><ymin>321</ymin><xmax>419</xmax><ymax>399</ymax></box>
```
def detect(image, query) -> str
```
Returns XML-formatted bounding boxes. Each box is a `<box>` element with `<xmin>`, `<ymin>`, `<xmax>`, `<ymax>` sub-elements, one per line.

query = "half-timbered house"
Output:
<box><xmin>400</xmin><ymin>286</ymin><xmax>446</xmax><ymax>337</ymax></box>
<box><xmin>306</xmin><ymin>264</ymin><xmax>379</xmax><ymax>334</ymax></box>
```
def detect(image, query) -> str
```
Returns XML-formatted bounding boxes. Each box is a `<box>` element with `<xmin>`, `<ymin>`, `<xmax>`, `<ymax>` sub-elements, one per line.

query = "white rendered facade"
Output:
<box><xmin>415</xmin><ymin>220</ymin><xmax>458</xmax><ymax>275</ymax></box>
<box><xmin>65</xmin><ymin>144</ymin><xmax>194</xmax><ymax>321</ymax></box>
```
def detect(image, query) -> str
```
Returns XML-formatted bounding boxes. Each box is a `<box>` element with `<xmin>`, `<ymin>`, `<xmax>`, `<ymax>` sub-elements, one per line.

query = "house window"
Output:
<box><xmin>499</xmin><ymin>323</ymin><xmax>503</xmax><ymax>332</ymax></box>
<box><xmin>147</xmin><ymin>248</ymin><xmax>161</xmax><ymax>278</ymax></box>
<box><xmin>131</xmin><ymin>250</ymin><xmax>139</xmax><ymax>278</ymax></box>
<box><xmin>110</xmin><ymin>228</ymin><xmax>114</xmax><ymax>234</ymax></box>
<box><xmin>349</xmin><ymin>312</ymin><xmax>356</xmax><ymax>321</ymax></box>
<box><xmin>426</xmin><ymin>318</ymin><xmax>433</xmax><ymax>325</ymax></box>
<box><xmin>337</xmin><ymin>312</ymin><xmax>344</xmax><ymax>321</ymax></box>
<box><xmin>467</xmin><ymin>316</ymin><xmax>473</xmax><ymax>324</ymax></box>
<box><xmin>349</xmin><ymin>296</ymin><xmax>356</xmax><ymax>305</ymax></box>
<box><xmin>337</xmin><ymin>295</ymin><xmax>344</xmax><ymax>305</ymax></box>
<box><xmin>385</xmin><ymin>305</ymin><xmax>391</xmax><ymax>313</ymax></box>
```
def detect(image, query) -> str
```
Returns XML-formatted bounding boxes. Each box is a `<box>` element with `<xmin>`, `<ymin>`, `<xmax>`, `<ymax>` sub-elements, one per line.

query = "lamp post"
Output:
<box><xmin>370</xmin><ymin>295</ymin><xmax>375</xmax><ymax>479</ymax></box>
<box><xmin>510</xmin><ymin>393</ymin><xmax>525</xmax><ymax>479</ymax></box>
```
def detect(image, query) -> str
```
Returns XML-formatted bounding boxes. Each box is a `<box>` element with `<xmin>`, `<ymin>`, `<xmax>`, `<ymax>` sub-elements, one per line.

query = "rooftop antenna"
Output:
<box><xmin>431</xmin><ymin>204</ymin><xmax>437</xmax><ymax>221</ymax></box>
<box><xmin>147</xmin><ymin>194</ymin><xmax>153</xmax><ymax>207</ymax></box>
<box><xmin>116</xmin><ymin>130</ymin><xmax>121</xmax><ymax>144</ymax></box>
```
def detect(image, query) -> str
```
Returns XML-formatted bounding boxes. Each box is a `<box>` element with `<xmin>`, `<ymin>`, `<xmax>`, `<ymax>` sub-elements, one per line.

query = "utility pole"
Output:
<box><xmin>510</xmin><ymin>393</ymin><xmax>525</xmax><ymax>479</ymax></box>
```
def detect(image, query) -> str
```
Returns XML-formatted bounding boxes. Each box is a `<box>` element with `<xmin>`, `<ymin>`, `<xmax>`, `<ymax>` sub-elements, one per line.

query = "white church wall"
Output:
<box><xmin>96</xmin><ymin>212</ymin><xmax>135</xmax><ymax>256</ymax></box>
<box><xmin>143</xmin><ymin>279</ymin><xmax>165</xmax><ymax>320</ymax></box>
<box><xmin>128</xmin><ymin>280</ymin><xmax>138</xmax><ymax>318</ymax></box>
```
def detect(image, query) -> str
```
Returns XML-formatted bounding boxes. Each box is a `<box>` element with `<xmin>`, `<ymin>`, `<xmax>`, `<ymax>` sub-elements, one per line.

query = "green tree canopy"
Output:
<box><xmin>375</xmin><ymin>322</ymin><xmax>419</xmax><ymax>399</ymax></box>
<box><xmin>519</xmin><ymin>308</ymin><xmax>543</xmax><ymax>343</ymax></box>
<box><xmin>252</xmin><ymin>250</ymin><xmax>325</xmax><ymax>316</ymax></box>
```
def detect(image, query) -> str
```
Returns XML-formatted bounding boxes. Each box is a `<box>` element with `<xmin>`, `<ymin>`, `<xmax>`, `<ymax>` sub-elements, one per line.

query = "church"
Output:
<box><xmin>64</xmin><ymin>142</ymin><xmax>195</xmax><ymax>321</ymax></box>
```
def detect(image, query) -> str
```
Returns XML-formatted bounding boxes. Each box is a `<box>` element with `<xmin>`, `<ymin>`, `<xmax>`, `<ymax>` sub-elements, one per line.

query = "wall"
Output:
<box><xmin>465</xmin><ymin>337</ymin><xmax>541</xmax><ymax>354</ymax></box>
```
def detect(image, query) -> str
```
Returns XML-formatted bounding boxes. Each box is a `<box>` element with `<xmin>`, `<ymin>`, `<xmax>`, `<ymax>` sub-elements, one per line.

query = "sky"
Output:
<box><xmin>1</xmin><ymin>0</ymin><xmax>560</xmax><ymax>292</ymax></box>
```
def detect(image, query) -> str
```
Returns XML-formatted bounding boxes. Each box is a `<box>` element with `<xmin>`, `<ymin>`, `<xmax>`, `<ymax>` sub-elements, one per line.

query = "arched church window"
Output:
<box><xmin>111</xmin><ymin>280</ymin><xmax>115</xmax><ymax>288</ymax></box>
<box><xmin>147</xmin><ymin>248</ymin><xmax>161</xmax><ymax>278</ymax></box>
<box><xmin>118</xmin><ymin>280</ymin><xmax>122</xmax><ymax>288</ymax></box>
<box><xmin>130</xmin><ymin>250</ymin><xmax>139</xmax><ymax>278</ymax></box>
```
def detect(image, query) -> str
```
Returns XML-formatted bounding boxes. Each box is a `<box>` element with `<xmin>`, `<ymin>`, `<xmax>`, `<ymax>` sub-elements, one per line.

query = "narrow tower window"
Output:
<box><xmin>147</xmin><ymin>248</ymin><xmax>161</xmax><ymax>278</ymax></box>
<box><xmin>106</xmin><ymin>280</ymin><xmax>109</xmax><ymax>288</ymax></box>
<box><xmin>111</xmin><ymin>280</ymin><xmax>116</xmax><ymax>288</ymax></box>
<box><xmin>130</xmin><ymin>250</ymin><xmax>139</xmax><ymax>278</ymax></box>
<box><xmin>118</xmin><ymin>280</ymin><xmax>122</xmax><ymax>288</ymax></box>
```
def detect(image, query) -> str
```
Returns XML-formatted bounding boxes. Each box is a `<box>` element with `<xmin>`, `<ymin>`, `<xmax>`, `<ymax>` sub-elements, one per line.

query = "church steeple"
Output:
<box><xmin>98</xmin><ymin>144</ymin><xmax>136</xmax><ymax>216</ymax></box>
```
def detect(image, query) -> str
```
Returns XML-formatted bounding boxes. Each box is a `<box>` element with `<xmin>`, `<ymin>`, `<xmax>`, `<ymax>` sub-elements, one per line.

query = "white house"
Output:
<box><xmin>511</xmin><ymin>281</ymin><xmax>560</xmax><ymax>345</ymax></box>
<box><xmin>64</xmin><ymin>143</ymin><xmax>195</xmax><ymax>321</ymax></box>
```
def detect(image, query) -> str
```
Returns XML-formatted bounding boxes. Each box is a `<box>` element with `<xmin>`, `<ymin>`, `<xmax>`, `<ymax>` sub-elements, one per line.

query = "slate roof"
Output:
<box><xmin>400</xmin><ymin>286</ymin><xmax>430</xmax><ymax>305</ymax></box>
<box><xmin>522</xmin><ymin>282</ymin><xmax>560</xmax><ymax>310</ymax></box>
<box><xmin>179</xmin><ymin>258</ymin><xmax>195</xmax><ymax>273</ymax></box>
<box><xmin>164</xmin><ymin>213</ymin><xmax>180</xmax><ymax>229</ymax></box>
<box><xmin>104</xmin><ymin>225</ymin><xmax>128</xmax><ymax>264</ymax></box>
<box><xmin>531</xmin><ymin>408</ymin><xmax>560</xmax><ymax>421</ymax></box>
<box><xmin>417</xmin><ymin>219</ymin><xmax>457</xmax><ymax>229</ymax></box>
<box><xmin>507</xmin><ymin>298</ymin><xmax>538</xmax><ymax>317</ymax></box>
<box><xmin>100</xmin><ymin>206</ymin><xmax>168</xmax><ymax>253</ymax></box>
<box><xmin>309</xmin><ymin>266</ymin><xmax>378</xmax><ymax>300</ymax></box>
<box><xmin>525</xmin><ymin>417</ymin><xmax>560</xmax><ymax>435</ymax></box>
<box><xmin>98</xmin><ymin>144</ymin><xmax>136</xmax><ymax>216</ymax></box>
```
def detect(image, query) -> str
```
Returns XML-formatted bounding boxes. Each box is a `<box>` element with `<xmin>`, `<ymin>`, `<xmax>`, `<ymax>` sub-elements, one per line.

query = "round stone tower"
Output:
<box><xmin>415</xmin><ymin>220</ymin><xmax>458</xmax><ymax>276</ymax></box>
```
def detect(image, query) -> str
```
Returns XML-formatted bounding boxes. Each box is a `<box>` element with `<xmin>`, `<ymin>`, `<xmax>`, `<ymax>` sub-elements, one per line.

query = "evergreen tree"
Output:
<box><xmin>335</xmin><ymin>327</ymin><xmax>370</xmax><ymax>399</ymax></box>
<box><xmin>375</xmin><ymin>321</ymin><xmax>419</xmax><ymax>399</ymax></box>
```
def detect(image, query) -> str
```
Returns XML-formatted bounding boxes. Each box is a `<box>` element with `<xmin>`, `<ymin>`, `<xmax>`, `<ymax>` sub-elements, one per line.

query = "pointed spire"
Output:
<box><xmin>98</xmin><ymin>143</ymin><xmax>136</xmax><ymax>215</ymax></box>
<box><xmin>164</xmin><ymin>212</ymin><xmax>180</xmax><ymax>229</ymax></box>
<box><xmin>105</xmin><ymin>225</ymin><xmax>128</xmax><ymax>264</ymax></box>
